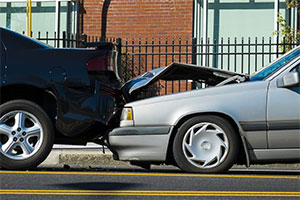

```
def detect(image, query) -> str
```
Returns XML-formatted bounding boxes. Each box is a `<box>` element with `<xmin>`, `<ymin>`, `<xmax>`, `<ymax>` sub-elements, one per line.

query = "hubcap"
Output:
<box><xmin>182</xmin><ymin>122</ymin><xmax>229</xmax><ymax>169</ymax></box>
<box><xmin>0</xmin><ymin>110</ymin><xmax>43</xmax><ymax>160</ymax></box>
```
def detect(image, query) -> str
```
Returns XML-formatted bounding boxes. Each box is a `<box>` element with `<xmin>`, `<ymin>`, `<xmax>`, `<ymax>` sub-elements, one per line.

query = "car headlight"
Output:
<box><xmin>120</xmin><ymin>107</ymin><xmax>134</xmax><ymax>127</ymax></box>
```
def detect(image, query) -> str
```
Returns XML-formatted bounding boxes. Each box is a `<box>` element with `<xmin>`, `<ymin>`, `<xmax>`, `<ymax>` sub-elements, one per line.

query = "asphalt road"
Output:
<box><xmin>0</xmin><ymin>167</ymin><xmax>300</xmax><ymax>200</ymax></box>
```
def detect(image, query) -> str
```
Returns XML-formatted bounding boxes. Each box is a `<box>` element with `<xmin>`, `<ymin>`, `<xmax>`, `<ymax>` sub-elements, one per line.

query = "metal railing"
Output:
<box><xmin>119</xmin><ymin>37</ymin><xmax>298</xmax><ymax>95</ymax></box>
<box><xmin>24</xmin><ymin>31</ymin><xmax>85</xmax><ymax>48</ymax></box>
<box><xmin>120</xmin><ymin>38</ymin><xmax>196</xmax><ymax>95</ymax></box>
<box><xmin>194</xmin><ymin>37</ymin><xmax>298</xmax><ymax>75</ymax></box>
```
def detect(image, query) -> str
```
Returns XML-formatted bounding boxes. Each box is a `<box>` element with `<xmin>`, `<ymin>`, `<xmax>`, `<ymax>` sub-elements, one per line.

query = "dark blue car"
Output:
<box><xmin>0</xmin><ymin>27</ymin><xmax>123</xmax><ymax>169</ymax></box>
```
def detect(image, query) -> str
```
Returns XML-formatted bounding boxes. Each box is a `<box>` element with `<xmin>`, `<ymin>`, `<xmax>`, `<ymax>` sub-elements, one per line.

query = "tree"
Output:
<box><xmin>274</xmin><ymin>0</ymin><xmax>300</xmax><ymax>51</ymax></box>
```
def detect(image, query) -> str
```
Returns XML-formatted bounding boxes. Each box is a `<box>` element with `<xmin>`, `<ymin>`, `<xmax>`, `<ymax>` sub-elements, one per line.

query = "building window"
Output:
<box><xmin>0</xmin><ymin>0</ymin><xmax>78</xmax><ymax>41</ymax></box>
<box><xmin>193</xmin><ymin>0</ymin><xmax>298</xmax><ymax>72</ymax></box>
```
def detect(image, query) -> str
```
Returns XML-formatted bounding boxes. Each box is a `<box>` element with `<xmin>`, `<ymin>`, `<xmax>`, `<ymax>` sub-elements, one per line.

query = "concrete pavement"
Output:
<box><xmin>39</xmin><ymin>143</ymin><xmax>128</xmax><ymax>168</ymax></box>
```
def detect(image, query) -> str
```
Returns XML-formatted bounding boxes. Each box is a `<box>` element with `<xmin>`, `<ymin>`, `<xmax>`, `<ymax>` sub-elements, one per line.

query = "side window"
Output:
<box><xmin>290</xmin><ymin>64</ymin><xmax>300</xmax><ymax>73</ymax></box>
<box><xmin>289</xmin><ymin>64</ymin><xmax>300</xmax><ymax>91</ymax></box>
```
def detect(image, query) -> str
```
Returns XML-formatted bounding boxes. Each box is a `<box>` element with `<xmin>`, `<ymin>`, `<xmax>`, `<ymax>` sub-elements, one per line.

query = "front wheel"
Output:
<box><xmin>173</xmin><ymin>116</ymin><xmax>239</xmax><ymax>173</ymax></box>
<box><xmin>0</xmin><ymin>100</ymin><xmax>54</xmax><ymax>170</ymax></box>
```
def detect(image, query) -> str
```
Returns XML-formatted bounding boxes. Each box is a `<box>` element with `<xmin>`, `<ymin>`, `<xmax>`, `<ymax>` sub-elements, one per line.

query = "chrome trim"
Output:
<box><xmin>109</xmin><ymin>126</ymin><xmax>171</xmax><ymax>136</ymax></box>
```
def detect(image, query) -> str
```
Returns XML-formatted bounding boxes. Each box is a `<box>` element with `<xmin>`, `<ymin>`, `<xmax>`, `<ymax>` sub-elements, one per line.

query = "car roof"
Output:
<box><xmin>0</xmin><ymin>27</ymin><xmax>50</xmax><ymax>50</ymax></box>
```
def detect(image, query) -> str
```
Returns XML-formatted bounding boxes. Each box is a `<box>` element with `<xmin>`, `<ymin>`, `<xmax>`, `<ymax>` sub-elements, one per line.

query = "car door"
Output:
<box><xmin>267</xmin><ymin>61</ymin><xmax>300</xmax><ymax>149</ymax></box>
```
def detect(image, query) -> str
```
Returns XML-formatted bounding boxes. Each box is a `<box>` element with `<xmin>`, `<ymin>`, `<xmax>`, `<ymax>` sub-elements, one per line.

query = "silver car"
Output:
<box><xmin>108</xmin><ymin>47</ymin><xmax>300</xmax><ymax>173</ymax></box>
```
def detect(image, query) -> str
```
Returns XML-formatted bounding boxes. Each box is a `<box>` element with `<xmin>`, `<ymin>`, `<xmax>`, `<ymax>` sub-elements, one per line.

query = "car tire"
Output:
<box><xmin>173</xmin><ymin>115</ymin><xmax>239</xmax><ymax>173</ymax></box>
<box><xmin>0</xmin><ymin>100</ymin><xmax>54</xmax><ymax>170</ymax></box>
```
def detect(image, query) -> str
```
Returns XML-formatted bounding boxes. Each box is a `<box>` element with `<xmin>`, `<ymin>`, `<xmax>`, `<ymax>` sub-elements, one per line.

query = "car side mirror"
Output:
<box><xmin>277</xmin><ymin>72</ymin><xmax>300</xmax><ymax>88</ymax></box>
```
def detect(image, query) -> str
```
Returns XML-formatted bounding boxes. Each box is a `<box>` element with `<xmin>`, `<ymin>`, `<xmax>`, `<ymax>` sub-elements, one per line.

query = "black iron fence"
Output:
<box><xmin>29</xmin><ymin>31</ymin><xmax>118</xmax><ymax>48</ymax></box>
<box><xmin>33</xmin><ymin>31</ymin><xmax>299</xmax><ymax>95</ymax></box>
<box><xmin>119</xmin><ymin>37</ymin><xmax>298</xmax><ymax>94</ymax></box>
<box><xmin>195</xmin><ymin>37</ymin><xmax>298</xmax><ymax>74</ymax></box>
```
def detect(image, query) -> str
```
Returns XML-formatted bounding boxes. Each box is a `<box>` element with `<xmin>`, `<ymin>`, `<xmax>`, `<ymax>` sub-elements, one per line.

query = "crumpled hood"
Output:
<box><xmin>125</xmin><ymin>79</ymin><xmax>266</xmax><ymax>109</ymax></box>
<box><xmin>121</xmin><ymin>62</ymin><xmax>246</xmax><ymax>102</ymax></box>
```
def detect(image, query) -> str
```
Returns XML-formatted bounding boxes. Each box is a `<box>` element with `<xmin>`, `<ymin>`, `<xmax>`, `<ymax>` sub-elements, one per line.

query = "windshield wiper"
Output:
<box><xmin>216</xmin><ymin>75</ymin><xmax>248</xmax><ymax>86</ymax></box>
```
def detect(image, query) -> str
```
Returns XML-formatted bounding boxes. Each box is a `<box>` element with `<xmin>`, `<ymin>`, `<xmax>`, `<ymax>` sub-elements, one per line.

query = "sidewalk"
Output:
<box><xmin>39</xmin><ymin>143</ymin><xmax>127</xmax><ymax>168</ymax></box>
<box><xmin>39</xmin><ymin>143</ymin><xmax>300</xmax><ymax>170</ymax></box>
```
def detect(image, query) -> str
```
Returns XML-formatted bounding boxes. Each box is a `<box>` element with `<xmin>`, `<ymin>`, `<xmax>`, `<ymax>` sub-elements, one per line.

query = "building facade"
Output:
<box><xmin>1</xmin><ymin>0</ymin><xmax>298</xmax><ymax>74</ymax></box>
<box><xmin>1</xmin><ymin>1</ymin><xmax>298</xmax><ymax>42</ymax></box>
<box><xmin>82</xmin><ymin>0</ymin><xmax>193</xmax><ymax>39</ymax></box>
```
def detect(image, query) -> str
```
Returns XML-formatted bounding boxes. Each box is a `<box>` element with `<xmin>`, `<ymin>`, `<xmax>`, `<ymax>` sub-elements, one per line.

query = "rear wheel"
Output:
<box><xmin>173</xmin><ymin>116</ymin><xmax>239</xmax><ymax>173</ymax></box>
<box><xmin>0</xmin><ymin>100</ymin><xmax>54</xmax><ymax>169</ymax></box>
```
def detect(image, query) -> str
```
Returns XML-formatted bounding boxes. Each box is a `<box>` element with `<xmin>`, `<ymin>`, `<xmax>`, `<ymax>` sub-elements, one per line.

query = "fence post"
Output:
<box><xmin>283</xmin><ymin>37</ymin><xmax>286</xmax><ymax>53</ymax></box>
<box><xmin>191</xmin><ymin>37</ymin><xmax>197</xmax><ymax>89</ymax></box>
<box><xmin>80</xmin><ymin>34</ymin><xmax>87</xmax><ymax>48</ymax></box>
<box><xmin>192</xmin><ymin>37</ymin><xmax>197</xmax><ymax>65</ymax></box>
<box><xmin>62</xmin><ymin>31</ymin><xmax>66</xmax><ymax>48</ymax></box>
<box><xmin>116</xmin><ymin>38</ymin><xmax>122</xmax><ymax>79</ymax></box>
<box><xmin>276</xmin><ymin>35</ymin><xmax>279</xmax><ymax>58</ymax></box>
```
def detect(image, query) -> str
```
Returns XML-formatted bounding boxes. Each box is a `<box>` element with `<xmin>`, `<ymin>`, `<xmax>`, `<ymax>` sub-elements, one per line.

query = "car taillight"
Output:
<box><xmin>100</xmin><ymin>85</ymin><xmax>121</xmax><ymax>98</ymax></box>
<box><xmin>86</xmin><ymin>52</ymin><xmax>113</xmax><ymax>71</ymax></box>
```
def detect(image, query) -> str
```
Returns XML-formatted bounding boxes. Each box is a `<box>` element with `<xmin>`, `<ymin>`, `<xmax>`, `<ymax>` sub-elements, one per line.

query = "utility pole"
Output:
<box><xmin>26</xmin><ymin>0</ymin><xmax>32</xmax><ymax>37</ymax></box>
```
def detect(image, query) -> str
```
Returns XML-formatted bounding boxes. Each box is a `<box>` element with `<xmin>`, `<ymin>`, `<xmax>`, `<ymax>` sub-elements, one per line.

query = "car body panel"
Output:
<box><xmin>51</xmin><ymin>82</ymin><xmax>119</xmax><ymax>136</ymax></box>
<box><xmin>249</xmin><ymin>149</ymin><xmax>300</xmax><ymax>161</ymax></box>
<box><xmin>0</xmin><ymin>27</ymin><xmax>121</xmax><ymax>140</ymax></box>
<box><xmin>0</xmin><ymin>41</ymin><xmax>6</xmax><ymax>81</ymax></box>
<box><xmin>267</xmin><ymin>61</ymin><xmax>300</xmax><ymax>149</ymax></box>
<box><xmin>109</xmin><ymin>128</ymin><xmax>172</xmax><ymax>161</ymax></box>
<box><xmin>126</xmin><ymin>81</ymin><xmax>268</xmax><ymax>128</ymax></box>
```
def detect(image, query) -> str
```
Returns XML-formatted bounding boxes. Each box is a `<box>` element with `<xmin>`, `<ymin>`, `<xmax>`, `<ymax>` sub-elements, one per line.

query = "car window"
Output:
<box><xmin>291</xmin><ymin>64</ymin><xmax>300</xmax><ymax>73</ymax></box>
<box><xmin>250</xmin><ymin>48</ymin><xmax>300</xmax><ymax>81</ymax></box>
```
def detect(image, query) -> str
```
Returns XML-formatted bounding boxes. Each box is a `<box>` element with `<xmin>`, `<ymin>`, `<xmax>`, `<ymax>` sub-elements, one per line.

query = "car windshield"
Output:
<box><xmin>250</xmin><ymin>47</ymin><xmax>300</xmax><ymax>81</ymax></box>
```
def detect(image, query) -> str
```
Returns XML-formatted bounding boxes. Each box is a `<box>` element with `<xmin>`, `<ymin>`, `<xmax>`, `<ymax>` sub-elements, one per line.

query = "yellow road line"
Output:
<box><xmin>0</xmin><ymin>170</ymin><xmax>299</xmax><ymax>179</ymax></box>
<box><xmin>0</xmin><ymin>189</ymin><xmax>299</xmax><ymax>197</ymax></box>
<box><xmin>2</xmin><ymin>189</ymin><xmax>300</xmax><ymax>194</ymax></box>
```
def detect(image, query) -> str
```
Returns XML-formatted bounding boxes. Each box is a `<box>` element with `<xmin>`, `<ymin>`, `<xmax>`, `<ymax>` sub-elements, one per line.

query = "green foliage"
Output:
<box><xmin>286</xmin><ymin>0</ymin><xmax>300</xmax><ymax>8</ymax></box>
<box><xmin>274</xmin><ymin>1</ymin><xmax>299</xmax><ymax>51</ymax></box>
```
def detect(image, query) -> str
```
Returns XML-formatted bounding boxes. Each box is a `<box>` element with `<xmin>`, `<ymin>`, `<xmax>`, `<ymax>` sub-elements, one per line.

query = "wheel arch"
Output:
<box><xmin>166</xmin><ymin>112</ymin><xmax>250</xmax><ymax>167</ymax></box>
<box><xmin>0</xmin><ymin>84</ymin><xmax>57</xmax><ymax>122</ymax></box>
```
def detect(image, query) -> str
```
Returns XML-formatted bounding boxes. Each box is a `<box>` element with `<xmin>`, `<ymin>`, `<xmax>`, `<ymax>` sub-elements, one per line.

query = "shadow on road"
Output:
<box><xmin>52</xmin><ymin>181</ymin><xmax>146</xmax><ymax>190</ymax></box>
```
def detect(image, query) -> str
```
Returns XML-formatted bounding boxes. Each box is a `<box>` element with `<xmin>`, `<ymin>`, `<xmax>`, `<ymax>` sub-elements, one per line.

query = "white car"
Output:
<box><xmin>108</xmin><ymin>47</ymin><xmax>300</xmax><ymax>173</ymax></box>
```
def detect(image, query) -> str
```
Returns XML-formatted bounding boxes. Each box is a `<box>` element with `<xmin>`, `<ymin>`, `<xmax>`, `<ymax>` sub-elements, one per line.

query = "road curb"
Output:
<box><xmin>39</xmin><ymin>147</ymin><xmax>128</xmax><ymax>168</ymax></box>
<box><xmin>39</xmin><ymin>146</ymin><xmax>300</xmax><ymax>170</ymax></box>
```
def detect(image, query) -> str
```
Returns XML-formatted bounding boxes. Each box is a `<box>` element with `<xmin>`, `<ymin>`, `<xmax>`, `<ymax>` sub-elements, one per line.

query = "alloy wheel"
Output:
<box><xmin>0</xmin><ymin>110</ymin><xmax>43</xmax><ymax>160</ymax></box>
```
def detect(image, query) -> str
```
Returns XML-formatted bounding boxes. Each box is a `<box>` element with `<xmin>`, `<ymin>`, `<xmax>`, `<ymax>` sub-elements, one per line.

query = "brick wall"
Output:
<box><xmin>82</xmin><ymin>0</ymin><xmax>104</xmax><ymax>36</ymax></box>
<box><xmin>83</xmin><ymin>0</ymin><xmax>193</xmax><ymax>39</ymax></box>
<box><xmin>82</xmin><ymin>0</ymin><xmax>194</xmax><ymax>95</ymax></box>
